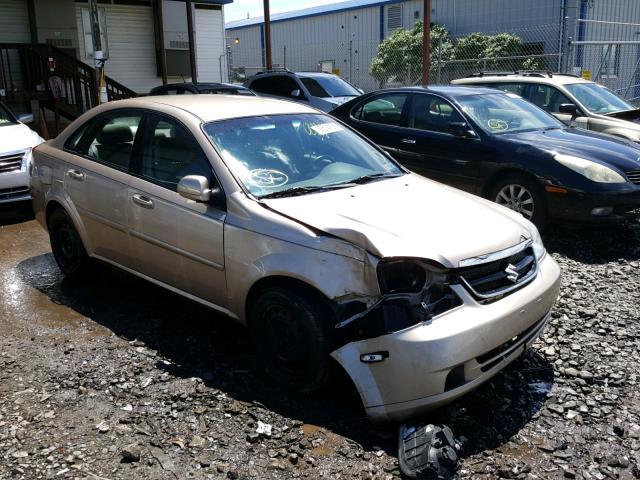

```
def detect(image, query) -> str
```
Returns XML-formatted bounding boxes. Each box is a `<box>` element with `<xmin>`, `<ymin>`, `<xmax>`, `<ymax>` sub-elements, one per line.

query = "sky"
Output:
<box><xmin>224</xmin><ymin>0</ymin><xmax>340</xmax><ymax>23</ymax></box>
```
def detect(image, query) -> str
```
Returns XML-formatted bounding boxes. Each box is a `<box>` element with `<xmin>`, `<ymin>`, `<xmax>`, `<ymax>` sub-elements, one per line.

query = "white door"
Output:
<box><xmin>195</xmin><ymin>6</ymin><xmax>226</xmax><ymax>82</ymax></box>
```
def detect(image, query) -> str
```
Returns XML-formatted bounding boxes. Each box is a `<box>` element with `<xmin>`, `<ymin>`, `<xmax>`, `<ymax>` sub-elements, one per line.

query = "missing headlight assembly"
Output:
<box><xmin>333</xmin><ymin>258</ymin><xmax>462</xmax><ymax>344</ymax></box>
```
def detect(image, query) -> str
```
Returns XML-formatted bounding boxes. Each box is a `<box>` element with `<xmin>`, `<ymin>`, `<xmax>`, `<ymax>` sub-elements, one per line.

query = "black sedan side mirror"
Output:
<box><xmin>448</xmin><ymin>122</ymin><xmax>476</xmax><ymax>139</ymax></box>
<box><xmin>558</xmin><ymin>103</ymin><xmax>578</xmax><ymax>116</ymax></box>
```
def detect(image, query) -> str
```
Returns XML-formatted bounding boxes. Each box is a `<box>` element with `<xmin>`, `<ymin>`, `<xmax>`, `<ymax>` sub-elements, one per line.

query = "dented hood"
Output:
<box><xmin>262</xmin><ymin>174</ymin><xmax>533</xmax><ymax>268</ymax></box>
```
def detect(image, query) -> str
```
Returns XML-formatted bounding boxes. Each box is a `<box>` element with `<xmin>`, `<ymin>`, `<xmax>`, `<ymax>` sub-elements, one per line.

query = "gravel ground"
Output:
<box><xmin>1</xmin><ymin>202</ymin><xmax>640</xmax><ymax>480</ymax></box>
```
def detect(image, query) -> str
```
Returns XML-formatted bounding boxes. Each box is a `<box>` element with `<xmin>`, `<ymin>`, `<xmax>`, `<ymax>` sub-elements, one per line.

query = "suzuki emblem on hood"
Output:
<box><xmin>505</xmin><ymin>263</ymin><xmax>520</xmax><ymax>283</ymax></box>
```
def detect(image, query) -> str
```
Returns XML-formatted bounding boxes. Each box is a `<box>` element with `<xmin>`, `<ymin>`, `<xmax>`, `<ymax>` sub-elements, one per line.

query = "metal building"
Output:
<box><xmin>225</xmin><ymin>0</ymin><xmax>640</xmax><ymax>99</ymax></box>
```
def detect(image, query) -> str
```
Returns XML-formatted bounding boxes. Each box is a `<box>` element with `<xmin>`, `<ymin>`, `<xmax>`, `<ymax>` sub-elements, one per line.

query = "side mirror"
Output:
<box><xmin>18</xmin><ymin>113</ymin><xmax>34</xmax><ymax>124</ymax></box>
<box><xmin>448</xmin><ymin>121</ymin><xmax>476</xmax><ymax>139</ymax></box>
<box><xmin>357</xmin><ymin>88</ymin><xmax>365</xmax><ymax>94</ymax></box>
<box><xmin>558</xmin><ymin>103</ymin><xmax>578</xmax><ymax>116</ymax></box>
<box><xmin>177</xmin><ymin>175</ymin><xmax>211</xmax><ymax>202</ymax></box>
<box><xmin>291</xmin><ymin>89</ymin><xmax>303</xmax><ymax>99</ymax></box>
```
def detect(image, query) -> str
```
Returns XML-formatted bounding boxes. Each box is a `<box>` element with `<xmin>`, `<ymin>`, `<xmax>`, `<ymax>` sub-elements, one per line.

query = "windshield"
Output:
<box><xmin>458</xmin><ymin>93</ymin><xmax>563</xmax><ymax>134</ymax></box>
<box><xmin>203</xmin><ymin>114</ymin><xmax>403</xmax><ymax>198</ymax></box>
<box><xmin>565</xmin><ymin>82</ymin><xmax>635</xmax><ymax>114</ymax></box>
<box><xmin>0</xmin><ymin>105</ymin><xmax>17</xmax><ymax>127</ymax></box>
<box><xmin>300</xmin><ymin>76</ymin><xmax>360</xmax><ymax>98</ymax></box>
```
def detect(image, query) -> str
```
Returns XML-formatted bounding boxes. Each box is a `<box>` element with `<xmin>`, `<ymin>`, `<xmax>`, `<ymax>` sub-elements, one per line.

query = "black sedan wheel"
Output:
<box><xmin>490</xmin><ymin>174</ymin><xmax>548</xmax><ymax>228</ymax></box>
<box><xmin>49</xmin><ymin>209</ymin><xmax>89</xmax><ymax>276</ymax></box>
<box><xmin>249</xmin><ymin>287</ymin><xmax>332</xmax><ymax>394</ymax></box>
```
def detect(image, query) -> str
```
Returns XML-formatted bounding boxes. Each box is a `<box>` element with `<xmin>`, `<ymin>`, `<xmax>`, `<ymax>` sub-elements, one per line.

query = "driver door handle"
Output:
<box><xmin>132</xmin><ymin>193</ymin><xmax>154</xmax><ymax>209</ymax></box>
<box><xmin>67</xmin><ymin>169</ymin><xmax>85</xmax><ymax>181</ymax></box>
<box><xmin>401</xmin><ymin>138</ymin><xmax>416</xmax><ymax>145</ymax></box>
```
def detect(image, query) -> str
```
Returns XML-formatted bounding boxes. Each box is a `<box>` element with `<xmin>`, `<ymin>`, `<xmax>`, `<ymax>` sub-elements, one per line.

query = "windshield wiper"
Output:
<box><xmin>339</xmin><ymin>172</ymin><xmax>403</xmax><ymax>185</ymax></box>
<box><xmin>258</xmin><ymin>184</ymin><xmax>351</xmax><ymax>199</ymax></box>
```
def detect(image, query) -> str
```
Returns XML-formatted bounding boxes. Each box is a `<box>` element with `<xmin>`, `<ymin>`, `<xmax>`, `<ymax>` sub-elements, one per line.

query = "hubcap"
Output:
<box><xmin>262</xmin><ymin>303</ymin><xmax>307</xmax><ymax>376</ymax></box>
<box><xmin>495</xmin><ymin>184</ymin><xmax>534</xmax><ymax>219</ymax></box>
<box><xmin>56</xmin><ymin>221</ymin><xmax>79</xmax><ymax>267</ymax></box>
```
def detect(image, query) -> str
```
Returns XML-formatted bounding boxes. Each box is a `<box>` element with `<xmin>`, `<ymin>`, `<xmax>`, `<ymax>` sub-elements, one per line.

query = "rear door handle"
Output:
<box><xmin>132</xmin><ymin>193</ymin><xmax>154</xmax><ymax>209</ymax></box>
<box><xmin>67</xmin><ymin>169</ymin><xmax>85</xmax><ymax>181</ymax></box>
<box><xmin>401</xmin><ymin>138</ymin><xmax>416</xmax><ymax>145</ymax></box>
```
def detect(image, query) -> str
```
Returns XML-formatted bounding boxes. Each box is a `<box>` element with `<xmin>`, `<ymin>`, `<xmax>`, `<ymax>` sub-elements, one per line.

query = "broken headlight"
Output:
<box><xmin>377</xmin><ymin>259</ymin><xmax>432</xmax><ymax>294</ymax></box>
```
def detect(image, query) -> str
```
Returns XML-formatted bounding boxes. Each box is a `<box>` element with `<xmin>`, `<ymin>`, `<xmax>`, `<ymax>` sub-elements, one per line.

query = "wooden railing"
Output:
<box><xmin>0</xmin><ymin>43</ymin><xmax>137</xmax><ymax>122</ymax></box>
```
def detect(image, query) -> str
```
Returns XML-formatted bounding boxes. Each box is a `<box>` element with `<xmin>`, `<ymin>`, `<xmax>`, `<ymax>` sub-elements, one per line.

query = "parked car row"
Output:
<box><xmin>143</xmin><ymin>71</ymin><xmax>640</xmax><ymax>228</ymax></box>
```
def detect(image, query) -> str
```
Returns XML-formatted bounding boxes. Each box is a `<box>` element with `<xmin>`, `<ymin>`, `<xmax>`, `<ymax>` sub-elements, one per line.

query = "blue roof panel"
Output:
<box><xmin>226</xmin><ymin>0</ymin><xmax>402</xmax><ymax>29</ymax></box>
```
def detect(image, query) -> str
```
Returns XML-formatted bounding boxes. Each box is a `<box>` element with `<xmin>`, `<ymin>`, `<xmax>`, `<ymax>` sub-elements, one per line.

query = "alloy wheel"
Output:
<box><xmin>495</xmin><ymin>184</ymin><xmax>535</xmax><ymax>220</ymax></box>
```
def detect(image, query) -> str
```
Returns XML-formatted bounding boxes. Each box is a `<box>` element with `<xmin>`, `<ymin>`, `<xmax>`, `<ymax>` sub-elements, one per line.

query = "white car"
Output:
<box><xmin>0</xmin><ymin>104</ymin><xmax>44</xmax><ymax>204</ymax></box>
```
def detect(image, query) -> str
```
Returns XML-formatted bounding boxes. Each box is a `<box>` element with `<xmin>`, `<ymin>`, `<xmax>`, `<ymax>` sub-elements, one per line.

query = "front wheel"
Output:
<box><xmin>49</xmin><ymin>209</ymin><xmax>89</xmax><ymax>276</ymax></box>
<box><xmin>249</xmin><ymin>287</ymin><xmax>333</xmax><ymax>394</ymax></box>
<box><xmin>489</xmin><ymin>174</ymin><xmax>548</xmax><ymax>229</ymax></box>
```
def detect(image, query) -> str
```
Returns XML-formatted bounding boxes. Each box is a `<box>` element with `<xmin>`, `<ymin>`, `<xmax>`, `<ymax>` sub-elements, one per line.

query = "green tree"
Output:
<box><xmin>370</xmin><ymin>22</ymin><xmax>453</xmax><ymax>85</ymax></box>
<box><xmin>453</xmin><ymin>32</ymin><xmax>540</xmax><ymax>71</ymax></box>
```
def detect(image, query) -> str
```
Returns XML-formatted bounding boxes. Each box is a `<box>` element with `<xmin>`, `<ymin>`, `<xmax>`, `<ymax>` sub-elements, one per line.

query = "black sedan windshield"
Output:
<box><xmin>300</xmin><ymin>76</ymin><xmax>360</xmax><ymax>98</ymax></box>
<box><xmin>565</xmin><ymin>83</ymin><xmax>635</xmax><ymax>114</ymax></box>
<box><xmin>458</xmin><ymin>93</ymin><xmax>563</xmax><ymax>134</ymax></box>
<box><xmin>204</xmin><ymin>114</ymin><xmax>402</xmax><ymax>198</ymax></box>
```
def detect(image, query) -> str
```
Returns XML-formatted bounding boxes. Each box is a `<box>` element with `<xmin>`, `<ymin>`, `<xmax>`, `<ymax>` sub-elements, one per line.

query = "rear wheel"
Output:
<box><xmin>489</xmin><ymin>173</ymin><xmax>548</xmax><ymax>229</ymax></box>
<box><xmin>249</xmin><ymin>287</ymin><xmax>333</xmax><ymax>394</ymax></box>
<box><xmin>49</xmin><ymin>209</ymin><xmax>89</xmax><ymax>276</ymax></box>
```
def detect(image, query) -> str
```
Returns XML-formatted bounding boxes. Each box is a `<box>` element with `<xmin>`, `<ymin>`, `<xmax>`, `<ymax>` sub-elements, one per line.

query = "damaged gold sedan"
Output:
<box><xmin>31</xmin><ymin>95</ymin><xmax>561</xmax><ymax>423</ymax></box>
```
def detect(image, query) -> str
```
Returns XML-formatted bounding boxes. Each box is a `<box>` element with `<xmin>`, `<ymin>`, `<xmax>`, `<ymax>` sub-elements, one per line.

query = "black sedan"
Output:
<box><xmin>149</xmin><ymin>82</ymin><xmax>255</xmax><ymax>96</ymax></box>
<box><xmin>330</xmin><ymin>86</ymin><xmax>640</xmax><ymax>227</ymax></box>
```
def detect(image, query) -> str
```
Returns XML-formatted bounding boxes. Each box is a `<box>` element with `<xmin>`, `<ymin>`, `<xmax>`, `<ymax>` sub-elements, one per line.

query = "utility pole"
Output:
<box><xmin>263</xmin><ymin>0</ymin><xmax>273</xmax><ymax>70</ymax></box>
<box><xmin>186</xmin><ymin>0</ymin><xmax>197</xmax><ymax>83</ymax></box>
<box><xmin>88</xmin><ymin>0</ymin><xmax>105</xmax><ymax>104</ymax></box>
<box><xmin>421</xmin><ymin>0</ymin><xmax>431</xmax><ymax>85</ymax></box>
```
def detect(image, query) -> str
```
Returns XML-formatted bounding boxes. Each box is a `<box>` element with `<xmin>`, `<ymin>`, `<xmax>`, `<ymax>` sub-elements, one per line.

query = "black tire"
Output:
<box><xmin>249</xmin><ymin>287</ymin><xmax>333</xmax><ymax>394</ymax></box>
<box><xmin>398</xmin><ymin>424</ymin><xmax>460</xmax><ymax>480</ymax></box>
<box><xmin>48</xmin><ymin>208</ymin><xmax>89</xmax><ymax>276</ymax></box>
<box><xmin>488</xmin><ymin>173</ymin><xmax>548</xmax><ymax>229</ymax></box>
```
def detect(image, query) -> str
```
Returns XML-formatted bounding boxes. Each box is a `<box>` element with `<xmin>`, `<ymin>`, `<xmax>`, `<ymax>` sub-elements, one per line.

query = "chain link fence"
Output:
<box><xmin>226</xmin><ymin>1</ymin><xmax>640</xmax><ymax>102</ymax></box>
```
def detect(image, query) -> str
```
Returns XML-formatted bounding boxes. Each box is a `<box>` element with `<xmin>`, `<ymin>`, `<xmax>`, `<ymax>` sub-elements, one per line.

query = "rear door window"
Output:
<box><xmin>72</xmin><ymin>113</ymin><xmax>142</xmax><ymax>171</ymax></box>
<box><xmin>487</xmin><ymin>82</ymin><xmax>526</xmax><ymax>96</ymax></box>
<box><xmin>352</xmin><ymin>94</ymin><xmax>409</xmax><ymax>126</ymax></box>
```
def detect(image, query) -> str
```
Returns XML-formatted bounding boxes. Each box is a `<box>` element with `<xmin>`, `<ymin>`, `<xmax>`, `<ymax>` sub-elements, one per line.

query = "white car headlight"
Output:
<box><xmin>554</xmin><ymin>154</ymin><xmax>625</xmax><ymax>183</ymax></box>
<box><xmin>529</xmin><ymin>224</ymin><xmax>546</xmax><ymax>261</ymax></box>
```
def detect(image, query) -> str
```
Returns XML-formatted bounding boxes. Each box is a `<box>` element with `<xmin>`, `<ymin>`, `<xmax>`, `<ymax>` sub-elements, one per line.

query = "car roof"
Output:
<box><xmin>248</xmin><ymin>71</ymin><xmax>337</xmax><ymax>79</ymax></box>
<box><xmin>453</xmin><ymin>74</ymin><xmax>593</xmax><ymax>87</ymax></box>
<box><xmin>367</xmin><ymin>85</ymin><xmax>505</xmax><ymax>98</ymax></box>
<box><xmin>104</xmin><ymin>95</ymin><xmax>319</xmax><ymax>122</ymax></box>
<box><xmin>151</xmin><ymin>82</ymin><xmax>249</xmax><ymax>91</ymax></box>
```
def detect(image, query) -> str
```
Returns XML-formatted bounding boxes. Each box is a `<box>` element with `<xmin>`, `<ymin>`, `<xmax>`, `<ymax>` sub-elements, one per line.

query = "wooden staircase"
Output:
<box><xmin>0</xmin><ymin>43</ymin><xmax>137</xmax><ymax>133</ymax></box>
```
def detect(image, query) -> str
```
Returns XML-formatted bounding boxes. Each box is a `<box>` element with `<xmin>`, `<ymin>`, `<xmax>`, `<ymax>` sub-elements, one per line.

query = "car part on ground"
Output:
<box><xmin>0</xmin><ymin>103</ymin><xmax>45</xmax><ymax>204</ymax></box>
<box><xmin>244</xmin><ymin>70</ymin><xmax>362</xmax><ymax>112</ymax></box>
<box><xmin>330</xmin><ymin>85</ymin><xmax>640</xmax><ymax>227</ymax></box>
<box><xmin>398</xmin><ymin>424</ymin><xmax>460</xmax><ymax>479</ymax></box>
<box><xmin>452</xmin><ymin>72</ymin><xmax>640</xmax><ymax>142</ymax></box>
<box><xmin>30</xmin><ymin>94</ymin><xmax>560</xmax><ymax>422</ymax></box>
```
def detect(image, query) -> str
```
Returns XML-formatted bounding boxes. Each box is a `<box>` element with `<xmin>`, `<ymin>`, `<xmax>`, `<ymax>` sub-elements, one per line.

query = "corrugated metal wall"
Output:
<box><xmin>226</xmin><ymin>0</ymin><xmax>565</xmax><ymax>90</ymax></box>
<box><xmin>195</xmin><ymin>7</ymin><xmax>227</xmax><ymax>82</ymax></box>
<box><xmin>0</xmin><ymin>0</ymin><xmax>30</xmax><ymax>43</ymax></box>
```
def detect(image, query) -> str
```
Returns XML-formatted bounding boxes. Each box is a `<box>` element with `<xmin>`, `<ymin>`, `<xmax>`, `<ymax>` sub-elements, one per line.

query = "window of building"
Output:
<box><xmin>387</xmin><ymin>5</ymin><xmax>403</xmax><ymax>32</ymax></box>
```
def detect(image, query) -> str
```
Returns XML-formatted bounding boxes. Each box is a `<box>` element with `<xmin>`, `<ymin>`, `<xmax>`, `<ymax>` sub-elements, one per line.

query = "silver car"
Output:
<box><xmin>31</xmin><ymin>95</ymin><xmax>560</xmax><ymax>423</ymax></box>
<box><xmin>453</xmin><ymin>73</ymin><xmax>640</xmax><ymax>142</ymax></box>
